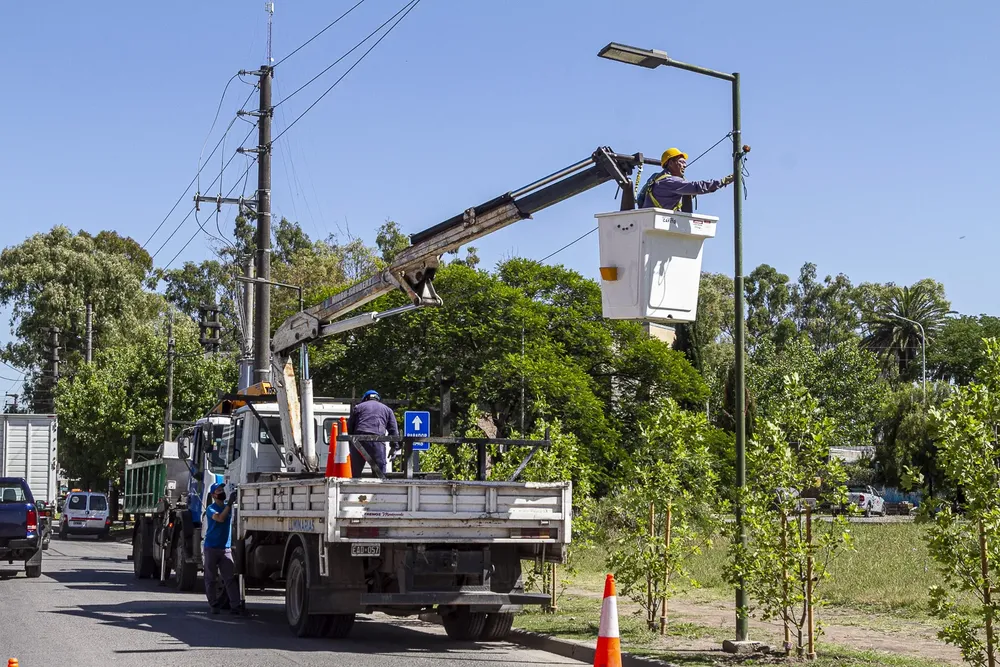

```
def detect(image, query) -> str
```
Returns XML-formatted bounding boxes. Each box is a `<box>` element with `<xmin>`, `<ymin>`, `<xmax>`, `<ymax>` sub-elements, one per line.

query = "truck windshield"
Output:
<box><xmin>210</xmin><ymin>424</ymin><xmax>228</xmax><ymax>472</ymax></box>
<box><xmin>0</xmin><ymin>485</ymin><xmax>26</xmax><ymax>503</ymax></box>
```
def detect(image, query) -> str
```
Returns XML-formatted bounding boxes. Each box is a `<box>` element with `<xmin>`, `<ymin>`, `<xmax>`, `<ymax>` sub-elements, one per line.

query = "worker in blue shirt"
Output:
<box><xmin>638</xmin><ymin>147</ymin><xmax>734</xmax><ymax>212</ymax></box>
<box><xmin>204</xmin><ymin>482</ymin><xmax>243</xmax><ymax>615</ymax></box>
<box><xmin>347</xmin><ymin>390</ymin><xmax>398</xmax><ymax>477</ymax></box>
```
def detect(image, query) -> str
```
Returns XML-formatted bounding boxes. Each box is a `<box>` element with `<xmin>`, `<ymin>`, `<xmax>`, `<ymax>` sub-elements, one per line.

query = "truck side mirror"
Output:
<box><xmin>178</xmin><ymin>437</ymin><xmax>190</xmax><ymax>461</ymax></box>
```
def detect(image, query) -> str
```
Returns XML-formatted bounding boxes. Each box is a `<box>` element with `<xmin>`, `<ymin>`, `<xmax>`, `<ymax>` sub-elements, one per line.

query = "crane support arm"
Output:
<box><xmin>271</xmin><ymin>146</ymin><xmax>650</xmax><ymax>357</ymax></box>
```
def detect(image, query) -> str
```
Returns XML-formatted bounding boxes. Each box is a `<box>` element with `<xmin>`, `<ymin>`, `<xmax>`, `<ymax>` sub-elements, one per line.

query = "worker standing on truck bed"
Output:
<box><xmin>347</xmin><ymin>390</ymin><xmax>398</xmax><ymax>477</ymax></box>
<box><xmin>638</xmin><ymin>147</ymin><xmax>734</xmax><ymax>212</ymax></box>
<box><xmin>204</xmin><ymin>482</ymin><xmax>243</xmax><ymax>615</ymax></box>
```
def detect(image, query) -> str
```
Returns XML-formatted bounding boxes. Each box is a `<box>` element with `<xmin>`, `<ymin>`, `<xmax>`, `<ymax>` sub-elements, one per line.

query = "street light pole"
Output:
<box><xmin>887</xmin><ymin>313</ymin><xmax>926</xmax><ymax>403</ymax></box>
<box><xmin>598</xmin><ymin>42</ymin><xmax>750</xmax><ymax>642</ymax></box>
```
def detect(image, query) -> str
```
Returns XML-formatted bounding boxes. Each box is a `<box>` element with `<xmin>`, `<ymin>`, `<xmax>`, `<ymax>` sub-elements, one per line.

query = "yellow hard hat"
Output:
<box><xmin>660</xmin><ymin>147</ymin><xmax>688</xmax><ymax>167</ymax></box>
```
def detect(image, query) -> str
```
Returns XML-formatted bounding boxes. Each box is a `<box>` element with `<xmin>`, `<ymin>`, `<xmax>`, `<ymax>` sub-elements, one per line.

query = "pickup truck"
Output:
<box><xmin>0</xmin><ymin>477</ymin><xmax>43</xmax><ymax>578</ymax></box>
<box><xmin>848</xmin><ymin>485</ymin><xmax>885</xmax><ymax>517</ymax></box>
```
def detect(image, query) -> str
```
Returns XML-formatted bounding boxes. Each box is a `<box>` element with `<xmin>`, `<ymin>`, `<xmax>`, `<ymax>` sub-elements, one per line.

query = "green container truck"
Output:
<box><xmin>124</xmin><ymin>415</ymin><xmax>230</xmax><ymax>592</ymax></box>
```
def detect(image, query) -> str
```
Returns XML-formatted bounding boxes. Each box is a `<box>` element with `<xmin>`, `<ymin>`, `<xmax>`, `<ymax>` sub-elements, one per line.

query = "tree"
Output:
<box><xmin>375</xmin><ymin>220</ymin><xmax>409</xmax><ymax>263</ymax></box>
<box><xmin>873</xmin><ymin>383</ymin><xmax>953</xmax><ymax>493</ymax></box>
<box><xmin>930</xmin><ymin>315</ymin><xmax>1000</xmax><ymax>385</ymax></box>
<box><xmin>920</xmin><ymin>339</ymin><xmax>1000</xmax><ymax>666</ymax></box>
<box><xmin>55</xmin><ymin>306</ymin><xmax>236</xmax><ymax>488</ymax></box>
<box><xmin>745</xmin><ymin>263</ymin><xmax>794</xmax><ymax>350</ymax></box>
<box><xmin>729</xmin><ymin>375</ymin><xmax>851</xmax><ymax>657</ymax></box>
<box><xmin>862</xmin><ymin>282</ymin><xmax>950</xmax><ymax>378</ymax></box>
<box><xmin>0</xmin><ymin>227</ymin><xmax>157</xmax><ymax>408</ymax></box>
<box><xmin>607</xmin><ymin>399</ymin><xmax>723</xmax><ymax>632</ymax></box>
<box><xmin>673</xmin><ymin>272</ymin><xmax>733</xmax><ymax>375</ymax></box>
<box><xmin>160</xmin><ymin>259</ymin><xmax>243</xmax><ymax>353</ymax></box>
<box><xmin>789</xmin><ymin>263</ymin><xmax>859</xmax><ymax>351</ymax></box>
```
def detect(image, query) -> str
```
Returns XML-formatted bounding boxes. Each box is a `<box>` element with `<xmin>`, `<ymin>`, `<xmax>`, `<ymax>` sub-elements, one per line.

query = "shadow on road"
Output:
<box><xmin>44</xmin><ymin>567</ymin><xmax>548</xmax><ymax>663</ymax></box>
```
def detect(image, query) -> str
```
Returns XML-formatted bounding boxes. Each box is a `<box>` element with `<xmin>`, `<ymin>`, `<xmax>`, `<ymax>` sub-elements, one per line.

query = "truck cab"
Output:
<box><xmin>223</xmin><ymin>399</ymin><xmax>352</xmax><ymax>485</ymax></box>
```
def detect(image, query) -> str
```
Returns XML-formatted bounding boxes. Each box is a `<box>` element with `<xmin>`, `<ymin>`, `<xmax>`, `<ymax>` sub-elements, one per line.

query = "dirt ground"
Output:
<box><xmin>565</xmin><ymin>587</ymin><xmax>962</xmax><ymax>665</ymax></box>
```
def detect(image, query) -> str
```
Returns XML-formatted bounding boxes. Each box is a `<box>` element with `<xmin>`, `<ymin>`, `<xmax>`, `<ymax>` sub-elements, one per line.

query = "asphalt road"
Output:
<box><xmin>0</xmin><ymin>537</ymin><xmax>582</xmax><ymax>667</ymax></box>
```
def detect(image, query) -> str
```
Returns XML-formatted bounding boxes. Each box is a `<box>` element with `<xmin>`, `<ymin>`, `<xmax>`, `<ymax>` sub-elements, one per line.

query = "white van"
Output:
<box><xmin>59</xmin><ymin>491</ymin><xmax>111</xmax><ymax>539</ymax></box>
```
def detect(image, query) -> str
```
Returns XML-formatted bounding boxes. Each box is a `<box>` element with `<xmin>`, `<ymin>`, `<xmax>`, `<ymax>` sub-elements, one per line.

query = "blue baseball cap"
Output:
<box><xmin>210</xmin><ymin>482</ymin><xmax>226</xmax><ymax>495</ymax></box>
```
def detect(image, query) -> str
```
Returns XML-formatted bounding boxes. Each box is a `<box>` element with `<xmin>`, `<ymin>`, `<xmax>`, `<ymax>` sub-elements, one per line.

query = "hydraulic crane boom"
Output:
<box><xmin>268</xmin><ymin>146</ymin><xmax>656</xmax><ymax>471</ymax></box>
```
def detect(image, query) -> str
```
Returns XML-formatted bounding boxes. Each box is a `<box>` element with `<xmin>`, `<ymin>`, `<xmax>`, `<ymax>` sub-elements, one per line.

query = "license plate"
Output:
<box><xmin>350</xmin><ymin>543</ymin><xmax>380</xmax><ymax>557</ymax></box>
<box><xmin>71</xmin><ymin>521</ymin><xmax>84</xmax><ymax>527</ymax></box>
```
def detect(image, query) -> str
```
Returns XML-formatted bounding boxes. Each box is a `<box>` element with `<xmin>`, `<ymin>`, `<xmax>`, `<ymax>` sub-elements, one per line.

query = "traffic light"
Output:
<box><xmin>41</xmin><ymin>328</ymin><xmax>61</xmax><ymax>380</ymax></box>
<box><xmin>198</xmin><ymin>304</ymin><xmax>222</xmax><ymax>353</ymax></box>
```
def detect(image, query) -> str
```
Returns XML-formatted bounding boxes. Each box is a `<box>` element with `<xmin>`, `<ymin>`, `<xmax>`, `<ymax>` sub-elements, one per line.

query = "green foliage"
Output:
<box><xmin>930</xmin><ymin>315</ymin><xmax>1000</xmax><ymax>385</ymax></box>
<box><xmin>0</xmin><ymin>226</ymin><xmax>157</xmax><ymax>408</ymax></box>
<box><xmin>750</xmin><ymin>336</ymin><xmax>885</xmax><ymax>449</ymax></box>
<box><xmin>862</xmin><ymin>282</ymin><xmax>950</xmax><ymax>378</ymax></box>
<box><xmin>921</xmin><ymin>338</ymin><xmax>1000</xmax><ymax>666</ymax></box>
<box><xmin>729</xmin><ymin>375</ymin><xmax>852</xmax><ymax>656</ymax></box>
<box><xmin>55</xmin><ymin>307</ymin><xmax>236</xmax><ymax>486</ymax></box>
<box><xmin>606</xmin><ymin>399</ymin><xmax>723</xmax><ymax>629</ymax></box>
<box><xmin>873</xmin><ymin>383</ymin><xmax>952</xmax><ymax>492</ymax></box>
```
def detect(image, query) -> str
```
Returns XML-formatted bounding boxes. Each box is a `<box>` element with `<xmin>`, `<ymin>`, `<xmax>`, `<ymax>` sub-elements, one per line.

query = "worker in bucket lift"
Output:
<box><xmin>347</xmin><ymin>390</ymin><xmax>398</xmax><ymax>477</ymax></box>
<box><xmin>637</xmin><ymin>147</ymin><xmax>734</xmax><ymax>212</ymax></box>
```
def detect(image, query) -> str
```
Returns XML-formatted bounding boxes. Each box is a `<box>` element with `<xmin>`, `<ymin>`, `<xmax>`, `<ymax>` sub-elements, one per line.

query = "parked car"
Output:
<box><xmin>59</xmin><ymin>490</ymin><xmax>112</xmax><ymax>540</ymax></box>
<box><xmin>847</xmin><ymin>485</ymin><xmax>885</xmax><ymax>517</ymax></box>
<box><xmin>0</xmin><ymin>477</ymin><xmax>43</xmax><ymax>578</ymax></box>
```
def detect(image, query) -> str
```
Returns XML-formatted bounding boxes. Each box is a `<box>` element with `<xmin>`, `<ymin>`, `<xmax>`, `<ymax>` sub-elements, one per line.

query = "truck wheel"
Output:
<box><xmin>442</xmin><ymin>608</ymin><xmax>487</xmax><ymax>641</ymax></box>
<box><xmin>480</xmin><ymin>612</ymin><xmax>514</xmax><ymax>641</ymax></box>
<box><xmin>133</xmin><ymin>522</ymin><xmax>155</xmax><ymax>579</ymax></box>
<box><xmin>285</xmin><ymin>547</ymin><xmax>327</xmax><ymax>638</ymax></box>
<box><xmin>174</xmin><ymin>535</ymin><xmax>197</xmax><ymax>591</ymax></box>
<box><xmin>324</xmin><ymin>614</ymin><xmax>356</xmax><ymax>639</ymax></box>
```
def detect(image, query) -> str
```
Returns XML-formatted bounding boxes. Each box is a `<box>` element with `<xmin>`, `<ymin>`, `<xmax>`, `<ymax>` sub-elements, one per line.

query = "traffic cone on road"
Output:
<box><xmin>8</xmin><ymin>659</ymin><xmax>19</xmax><ymax>667</ymax></box>
<box><xmin>325</xmin><ymin>422</ymin><xmax>352</xmax><ymax>478</ymax></box>
<box><xmin>594</xmin><ymin>574</ymin><xmax>622</xmax><ymax>667</ymax></box>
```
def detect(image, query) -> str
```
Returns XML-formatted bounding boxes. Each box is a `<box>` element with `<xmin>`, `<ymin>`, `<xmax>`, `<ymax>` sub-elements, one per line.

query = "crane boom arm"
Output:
<box><xmin>270</xmin><ymin>146</ymin><xmax>650</xmax><ymax>356</ymax></box>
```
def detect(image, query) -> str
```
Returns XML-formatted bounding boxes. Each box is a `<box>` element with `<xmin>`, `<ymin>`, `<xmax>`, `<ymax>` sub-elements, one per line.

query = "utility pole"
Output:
<box><xmin>164</xmin><ymin>311</ymin><xmax>175</xmax><ymax>442</ymax></box>
<box><xmin>253</xmin><ymin>64</ymin><xmax>273</xmax><ymax>384</ymax></box>
<box><xmin>85</xmin><ymin>302</ymin><xmax>93</xmax><ymax>364</ymax></box>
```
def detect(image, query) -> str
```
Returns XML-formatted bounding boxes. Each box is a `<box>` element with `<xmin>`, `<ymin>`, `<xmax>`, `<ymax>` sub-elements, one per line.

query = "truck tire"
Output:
<box><xmin>133</xmin><ymin>521</ymin><xmax>156</xmax><ymax>579</ymax></box>
<box><xmin>285</xmin><ymin>547</ymin><xmax>327</xmax><ymax>638</ymax></box>
<box><xmin>324</xmin><ymin>613</ymin><xmax>356</xmax><ymax>639</ymax></box>
<box><xmin>480</xmin><ymin>612</ymin><xmax>514</xmax><ymax>641</ymax></box>
<box><xmin>174</xmin><ymin>535</ymin><xmax>197</xmax><ymax>592</ymax></box>
<box><xmin>442</xmin><ymin>608</ymin><xmax>487</xmax><ymax>641</ymax></box>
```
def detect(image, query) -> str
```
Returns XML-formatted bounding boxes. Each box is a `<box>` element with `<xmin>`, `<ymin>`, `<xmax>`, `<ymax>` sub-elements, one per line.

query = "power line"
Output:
<box><xmin>144</xmin><ymin>82</ymin><xmax>258</xmax><ymax>250</ymax></box>
<box><xmin>151</xmin><ymin>122</ymin><xmax>258</xmax><ymax>261</ymax></box>
<box><xmin>271</xmin><ymin>0</ymin><xmax>422</xmax><ymax>145</ymax></box>
<box><xmin>272</xmin><ymin>0</ymin><xmax>417</xmax><ymax>111</ymax></box>
<box><xmin>539</xmin><ymin>228</ymin><xmax>598</xmax><ymax>263</ymax></box>
<box><xmin>272</xmin><ymin>0</ymin><xmax>370</xmax><ymax>69</ymax></box>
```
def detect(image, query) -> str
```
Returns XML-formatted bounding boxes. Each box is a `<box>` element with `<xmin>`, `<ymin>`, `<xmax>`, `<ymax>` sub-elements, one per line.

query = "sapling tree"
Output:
<box><xmin>729</xmin><ymin>374</ymin><xmax>851</xmax><ymax>657</ymax></box>
<box><xmin>607</xmin><ymin>398</ymin><xmax>723</xmax><ymax>632</ymax></box>
<box><xmin>918</xmin><ymin>339</ymin><xmax>1000</xmax><ymax>667</ymax></box>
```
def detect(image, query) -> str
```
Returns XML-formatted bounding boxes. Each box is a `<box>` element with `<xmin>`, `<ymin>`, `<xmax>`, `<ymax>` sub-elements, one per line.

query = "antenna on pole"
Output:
<box><xmin>265</xmin><ymin>1</ymin><xmax>275</xmax><ymax>63</ymax></box>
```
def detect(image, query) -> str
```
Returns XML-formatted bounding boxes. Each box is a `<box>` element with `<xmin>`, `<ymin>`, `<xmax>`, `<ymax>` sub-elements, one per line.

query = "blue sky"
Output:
<box><xmin>3</xmin><ymin>1</ymin><xmax>1000</xmax><ymax>395</ymax></box>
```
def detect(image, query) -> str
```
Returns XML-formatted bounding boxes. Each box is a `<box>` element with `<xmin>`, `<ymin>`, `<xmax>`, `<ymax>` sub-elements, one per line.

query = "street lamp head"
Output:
<box><xmin>598</xmin><ymin>42</ymin><xmax>668</xmax><ymax>69</ymax></box>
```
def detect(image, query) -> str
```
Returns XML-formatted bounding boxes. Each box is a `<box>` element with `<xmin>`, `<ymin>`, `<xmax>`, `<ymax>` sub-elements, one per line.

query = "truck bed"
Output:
<box><xmin>238</xmin><ymin>477</ymin><xmax>571</xmax><ymax>545</ymax></box>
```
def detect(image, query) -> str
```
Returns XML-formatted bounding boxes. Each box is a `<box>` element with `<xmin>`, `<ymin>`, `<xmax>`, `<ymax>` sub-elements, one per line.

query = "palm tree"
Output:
<box><xmin>862</xmin><ymin>284</ymin><xmax>948</xmax><ymax>377</ymax></box>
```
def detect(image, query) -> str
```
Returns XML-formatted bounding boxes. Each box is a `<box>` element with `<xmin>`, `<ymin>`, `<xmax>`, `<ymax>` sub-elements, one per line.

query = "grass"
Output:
<box><xmin>565</xmin><ymin>522</ymin><xmax>944</xmax><ymax>616</ymax></box>
<box><xmin>515</xmin><ymin>522</ymin><xmax>963</xmax><ymax>665</ymax></box>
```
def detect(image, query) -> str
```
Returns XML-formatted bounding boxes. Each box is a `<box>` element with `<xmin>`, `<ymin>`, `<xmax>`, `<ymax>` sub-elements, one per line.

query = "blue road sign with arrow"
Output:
<box><xmin>404</xmin><ymin>411</ymin><xmax>431</xmax><ymax>439</ymax></box>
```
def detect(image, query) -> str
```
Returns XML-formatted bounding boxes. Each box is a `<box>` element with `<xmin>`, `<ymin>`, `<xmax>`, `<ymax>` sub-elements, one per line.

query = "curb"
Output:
<box><xmin>418</xmin><ymin>613</ymin><xmax>679</xmax><ymax>667</ymax></box>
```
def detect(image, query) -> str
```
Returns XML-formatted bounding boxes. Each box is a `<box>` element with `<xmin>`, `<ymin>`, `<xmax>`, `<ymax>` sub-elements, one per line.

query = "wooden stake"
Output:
<box><xmin>981</xmin><ymin>518</ymin><xmax>996</xmax><ymax>667</ymax></box>
<box><xmin>660</xmin><ymin>501</ymin><xmax>672</xmax><ymax>635</ymax></box>
<box><xmin>782</xmin><ymin>512</ymin><xmax>791</xmax><ymax>655</ymax></box>
<box><xmin>647</xmin><ymin>501</ymin><xmax>655</xmax><ymax>630</ymax></box>
<box><xmin>806</xmin><ymin>506</ymin><xmax>816</xmax><ymax>661</ymax></box>
<box><xmin>550</xmin><ymin>562</ymin><xmax>558</xmax><ymax>612</ymax></box>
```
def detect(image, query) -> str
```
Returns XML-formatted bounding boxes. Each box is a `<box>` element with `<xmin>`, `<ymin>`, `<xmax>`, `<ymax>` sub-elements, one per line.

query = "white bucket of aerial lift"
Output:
<box><xmin>596</xmin><ymin>208</ymin><xmax>717</xmax><ymax>323</ymax></box>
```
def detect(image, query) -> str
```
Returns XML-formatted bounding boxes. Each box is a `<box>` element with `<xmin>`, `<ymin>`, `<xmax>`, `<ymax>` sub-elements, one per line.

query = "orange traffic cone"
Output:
<box><xmin>594</xmin><ymin>574</ymin><xmax>622</xmax><ymax>667</ymax></box>
<box><xmin>8</xmin><ymin>659</ymin><xmax>19</xmax><ymax>667</ymax></box>
<box><xmin>325</xmin><ymin>422</ymin><xmax>352</xmax><ymax>478</ymax></box>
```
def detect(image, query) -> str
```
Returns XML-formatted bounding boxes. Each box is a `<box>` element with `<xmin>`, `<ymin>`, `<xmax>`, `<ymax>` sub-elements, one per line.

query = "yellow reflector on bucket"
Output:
<box><xmin>599</xmin><ymin>266</ymin><xmax>619</xmax><ymax>281</ymax></box>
